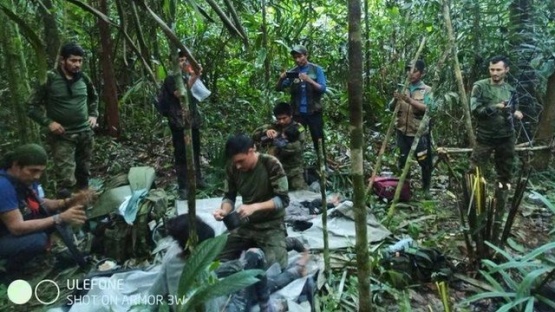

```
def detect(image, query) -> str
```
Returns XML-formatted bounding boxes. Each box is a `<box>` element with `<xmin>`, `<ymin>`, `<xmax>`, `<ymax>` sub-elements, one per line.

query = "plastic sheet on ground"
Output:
<box><xmin>54</xmin><ymin>190</ymin><xmax>389</xmax><ymax>312</ymax></box>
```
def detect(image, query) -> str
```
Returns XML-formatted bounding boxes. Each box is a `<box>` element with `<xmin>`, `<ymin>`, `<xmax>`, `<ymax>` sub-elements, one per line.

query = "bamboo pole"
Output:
<box><xmin>364</xmin><ymin>37</ymin><xmax>427</xmax><ymax>199</ymax></box>
<box><xmin>442</xmin><ymin>0</ymin><xmax>476</xmax><ymax>147</ymax></box>
<box><xmin>318</xmin><ymin>139</ymin><xmax>330</xmax><ymax>277</ymax></box>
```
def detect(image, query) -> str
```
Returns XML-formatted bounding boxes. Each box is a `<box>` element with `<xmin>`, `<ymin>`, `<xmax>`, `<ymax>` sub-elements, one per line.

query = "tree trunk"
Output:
<box><xmin>442</xmin><ymin>0</ymin><xmax>476</xmax><ymax>147</ymax></box>
<box><xmin>261</xmin><ymin>0</ymin><xmax>269</xmax><ymax>86</ymax></box>
<box><xmin>35</xmin><ymin>0</ymin><xmax>60</xmax><ymax>68</ymax></box>
<box><xmin>348</xmin><ymin>0</ymin><xmax>371</xmax><ymax>310</ymax></box>
<box><xmin>531</xmin><ymin>71</ymin><xmax>555</xmax><ymax>168</ymax></box>
<box><xmin>0</xmin><ymin>2</ymin><xmax>34</xmax><ymax>143</ymax></box>
<box><xmin>98</xmin><ymin>0</ymin><xmax>120</xmax><ymax>137</ymax></box>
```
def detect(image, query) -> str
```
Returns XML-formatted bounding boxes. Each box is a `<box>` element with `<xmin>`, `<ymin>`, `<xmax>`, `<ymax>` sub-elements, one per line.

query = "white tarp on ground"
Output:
<box><xmin>56</xmin><ymin>190</ymin><xmax>390</xmax><ymax>312</ymax></box>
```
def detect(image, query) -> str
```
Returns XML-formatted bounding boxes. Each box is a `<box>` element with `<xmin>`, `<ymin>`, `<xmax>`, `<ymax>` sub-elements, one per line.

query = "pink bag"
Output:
<box><xmin>372</xmin><ymin>177</ymin><xmax>411</xmax><ymax>202</ymax></box>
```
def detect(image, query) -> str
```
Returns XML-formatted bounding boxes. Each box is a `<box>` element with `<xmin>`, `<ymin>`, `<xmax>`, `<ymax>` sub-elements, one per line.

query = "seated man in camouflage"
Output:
<box><xmin>253</xmin><ymin>102</ymin><xmax>307</xmax><ymax>190</ymax></box>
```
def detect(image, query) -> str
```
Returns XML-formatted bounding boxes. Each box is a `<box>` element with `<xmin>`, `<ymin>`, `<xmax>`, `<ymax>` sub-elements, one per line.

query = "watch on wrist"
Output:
<box><xmin>53</xmin><ymin>214</ymin><xmax>63</xmax><ymax>225</ymax></box>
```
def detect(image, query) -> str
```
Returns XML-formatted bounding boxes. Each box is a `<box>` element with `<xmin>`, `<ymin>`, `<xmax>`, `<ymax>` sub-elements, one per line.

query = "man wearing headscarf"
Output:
<box><xmin>0</xmin><ymin>144</ymin><xmax>87</xmax><ymax>274</ymax></box>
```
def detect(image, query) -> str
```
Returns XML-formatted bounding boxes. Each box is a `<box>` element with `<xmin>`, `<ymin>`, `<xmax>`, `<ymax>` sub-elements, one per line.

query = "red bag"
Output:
<box><xmin>372</xmin><ymin>177</ymin><xmax>411</xmax><ymax>202</ymax></box>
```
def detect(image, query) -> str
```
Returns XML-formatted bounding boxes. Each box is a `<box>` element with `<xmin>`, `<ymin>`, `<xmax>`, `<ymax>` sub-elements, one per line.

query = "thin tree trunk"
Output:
<box><xmin>531</xmin><ymin>72</ymin><xmax>555</xmax><ymax>168</ymax></box>
<box><xmin>99</xmin><ymin>0</ymin><xmax>120</xmax><ymax>137</ymax></box>
<box><xmin>130</xmin><ymin>1</ymin><xmax>151</xmax><ymax>68</ymax></box>
<box><xmin>35</xmin><ymin>0</ymin><xmax>60</xmax><ymax>68</ymax></box>
<box><xmin>348</xmin><ymin>0</ymin><xmax>371</xmax><ymax>310</ymax></box>
<box><xmin>261</xmin><ymin>0</ymin><xmax>269</xmax><ymax>86</ymax></box>
<box><xmin>442</xmin><ymin>0</ymin><xmax>476</xmax><ymax>147</ymax></box>
<box><xmin>0</xmin><ymin>2</ymin><xmax>34</xmax><ymax>143</ymax></box>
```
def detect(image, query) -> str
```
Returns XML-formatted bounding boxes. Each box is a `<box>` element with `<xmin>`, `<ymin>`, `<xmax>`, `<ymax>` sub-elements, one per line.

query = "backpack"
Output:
<box><xmin>99</xmin><ymin>189</ymin><xmax>168</xmax><ymax>263</ymax></box>
<box><xmin>373</xmin><ymin>176</ymin><xmax>411</xmax><ymax>202</ymax></box>
<box><xmin>381</xmin><ymin>246</ymin><xmax>452</xmax><ymax>287</ymax></box>
<box><xmin>152</xmin><ymin>81</ymin><xmax>171</xmax><ymax>117</ymax></box>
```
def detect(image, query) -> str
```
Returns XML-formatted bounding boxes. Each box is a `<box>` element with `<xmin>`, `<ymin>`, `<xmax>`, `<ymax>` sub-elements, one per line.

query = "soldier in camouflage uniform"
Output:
<box><xmin>28</xmin><ymin>43</ymin><xmax>98</xmax><ymax>198</ymax></box>
<box><xmin>253</xmin><ymin>102</ymin><xmax>307</xmax><ymax>190</ymax></box>
<box><xmin>392</xmin><ymin>60</ymin><xmax>434</xmax><ymax>193</ymax></box>
<box><xmin>470</xmin><ymin>55</ymin><xmax>523</xmax><ymax>189</ymax></box>
<box><xmin>213</xmin><ymin>134</ymin><xmax>290</xmax><ymax>270</ymax></box>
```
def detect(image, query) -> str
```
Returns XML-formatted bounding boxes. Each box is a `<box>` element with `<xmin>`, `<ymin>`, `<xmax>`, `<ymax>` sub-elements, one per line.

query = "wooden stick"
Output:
<box><xmin>436</xmin><ymin>144</ymin><xmax>553</xmax><ymax>154</ymax></box>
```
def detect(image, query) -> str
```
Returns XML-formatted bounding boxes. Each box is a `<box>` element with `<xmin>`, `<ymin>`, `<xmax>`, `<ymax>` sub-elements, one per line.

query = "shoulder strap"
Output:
<box><xmin>308</xmin><ymin>63</ymin><xmax>317</xmax><ymax>76</ymax></box>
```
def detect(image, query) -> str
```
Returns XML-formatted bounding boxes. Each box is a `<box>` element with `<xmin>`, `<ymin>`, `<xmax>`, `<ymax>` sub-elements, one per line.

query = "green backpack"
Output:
<box><xmin>381</xmin><ymin>246</ymin><xmax>452</xmax><ymax>286</ymax></box>
<box><xmin>102</xmin><ymin>189</ymin><xmax>168</xmax><ymax>262</ymax></box>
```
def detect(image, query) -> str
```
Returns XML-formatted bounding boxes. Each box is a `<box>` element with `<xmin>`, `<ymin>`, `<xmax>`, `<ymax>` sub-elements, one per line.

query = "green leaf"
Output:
<box><xmin>521</xmin><ymin>242</ymin><xmax>555</xmax><ymax>262</ymax></box>
<box><xmin>536</xmin><ymin>294</ymin><xmax>555</xmax><ymax>309</ymax></box>
<box><xmin>530</xmin><ymin>191</ymin><xmax>555</xmax><ymax>213</ymax></box>
<box><xmin>179</xmin><ymin>269</ymin><xmax>263</xmax><ymax>311</ymax></box>
<box><xmin>517</xmin><ymin>267</ymin><xmax>553</xmax><ymax>297</ymax></box>
<box><xmin>507</xmin><ymin>238</ymin><xmax>526</xmax><ymax>253</ymax></box>
<box><xmin>524</xmin><ymin>297</ymin><xmax>535</xmax><ymax>312</ymax></box>
<box><xmin>485</xmin><ymin>241</ymin><xmax>514</xmax><ymax>261</ymax></box>
<box><xmin>496</xmin><ymin>297</ymin><xmax>532</xmax><ymax>312</ymax></box>
<box><xmin>462</xmin><ymin>291</ymin><xmax>516</xmax><ymax>305</ymax></box>
<box><xmin>497</xmin><ymin>297</ymin><xmax>534</xmax><ymax>312</ymax></box>
<box><xmin>479</xmin><ymin>270</ymin><xmax>506</xmax><ymax>292</ymax></box>
<box><xmin>177</xmin><ymin>234</ymin><xmax>228</xmax><ymax>298</ymax></box>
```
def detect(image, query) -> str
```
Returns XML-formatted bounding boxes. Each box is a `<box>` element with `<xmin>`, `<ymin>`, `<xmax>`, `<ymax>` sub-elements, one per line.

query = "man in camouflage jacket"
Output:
<box><xmin>469</xmin><ymin>55</ymin><xmax>523</xmax><ymax>189</ymax></box>
<box><xmin>253</xmin><ymin>102</ymin><xmax>307</xmax><ymax>190</ymax></box>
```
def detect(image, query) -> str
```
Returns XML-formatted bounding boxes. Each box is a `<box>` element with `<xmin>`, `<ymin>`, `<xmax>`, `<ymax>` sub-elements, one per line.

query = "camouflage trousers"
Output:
<box><xmin>287</xmin><ymin>170</ymin><xmax>308</xmax><ymax>191</ymax></box>
<box><xmin>470</xmin><ymin>135</ymin><xmax>515</xmax><ymax>184</ymax></box>
<box><xmin>217</xmin><ymin>223</ymin><xmax>287</xmax><ymax>269</ymax></box>
<box><xmin>46</xmin><ymin>130</ymin><xmax>94</xmax><ymax>193</ymax></box>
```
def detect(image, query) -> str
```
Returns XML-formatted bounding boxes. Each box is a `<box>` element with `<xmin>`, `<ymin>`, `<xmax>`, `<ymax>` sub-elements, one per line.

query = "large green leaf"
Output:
<box><xmin>179</xmin><ymin>269</ymin><xmax>264</xmax><ymax>312</ymax></box>
<box><xmin>177</xmin><ymin>234</ymin><xmax>228</xmax><ymax>297</ymax></box>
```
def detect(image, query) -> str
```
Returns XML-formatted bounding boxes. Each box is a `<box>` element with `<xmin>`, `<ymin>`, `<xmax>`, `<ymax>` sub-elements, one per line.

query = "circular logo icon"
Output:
<box><xmin>34</xmin><ymin>279</ymin><xmax>60</xmax><ymax>305</ymax></box>
<box><xmin>7</xmin><ymin>279</ymin><xmax>33</xmax><ymax>305</ymax></box>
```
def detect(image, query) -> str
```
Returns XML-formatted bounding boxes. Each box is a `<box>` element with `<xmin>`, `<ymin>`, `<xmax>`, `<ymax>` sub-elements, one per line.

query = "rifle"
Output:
<box><xmin>0</xmin><ymin>173</ymin><xmax>88</xmax><ymax>269</ymax></box>
<box><xmin>39</xmin><ymin>202</ymin><xmax>88</xmax><ymax>269</ymax></box>
<box><xmin>505</xmin><ymin>91</ymin><xmax>532</xmax><ymax>146</ymax></box>
<box><xmin>504</xmin><ymin>90</ymin><xmax>517</xmax><ymax>127</ymax></box>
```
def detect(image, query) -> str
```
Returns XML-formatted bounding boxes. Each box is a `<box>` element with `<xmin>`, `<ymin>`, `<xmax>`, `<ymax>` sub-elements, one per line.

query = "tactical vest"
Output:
<box><xmin>289</xmin><ymin>63</ymin><xmax>323</xmax><ymax>115</ymax></box>
<box><xmin>396</xmin><ymin>82</ymin><xmax>432</xmax><ymax>136</ymax></box>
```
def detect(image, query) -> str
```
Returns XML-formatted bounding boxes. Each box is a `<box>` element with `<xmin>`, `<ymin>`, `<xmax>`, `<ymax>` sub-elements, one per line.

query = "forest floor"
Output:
<box><xmin>1</xmin><ymin>133</ymin><xmax>554</xmax><ymax>312</ymax></box>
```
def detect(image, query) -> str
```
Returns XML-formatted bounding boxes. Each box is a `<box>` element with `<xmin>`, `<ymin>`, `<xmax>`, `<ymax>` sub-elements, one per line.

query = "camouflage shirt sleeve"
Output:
<box><xmin>252</xmin><ymin>124</ymin><xmax>275</xmax><ymax>143</ymax></box>
<box><xmin>266</xmin><ymin>156</ymin><xmax>290</xmax><ymax>209</ymax></box>
<box><xmin>27</xmin><ymin>80</ymin><xmax>52</xmax><ymax>127</ymax></box>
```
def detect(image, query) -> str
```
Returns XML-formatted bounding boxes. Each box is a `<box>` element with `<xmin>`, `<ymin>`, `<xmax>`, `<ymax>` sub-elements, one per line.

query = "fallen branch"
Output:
<box><xmin>436</xmin><ymin>144</ymin><xmax>553</xmax><ymax>154</ymax></box>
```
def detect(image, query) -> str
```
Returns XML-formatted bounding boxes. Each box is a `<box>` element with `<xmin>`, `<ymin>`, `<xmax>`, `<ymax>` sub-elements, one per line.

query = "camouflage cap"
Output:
<box><xmin>290</xmin><ymin>45</ymin><xmax>308</xmax><ymax>55</ymax></box>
